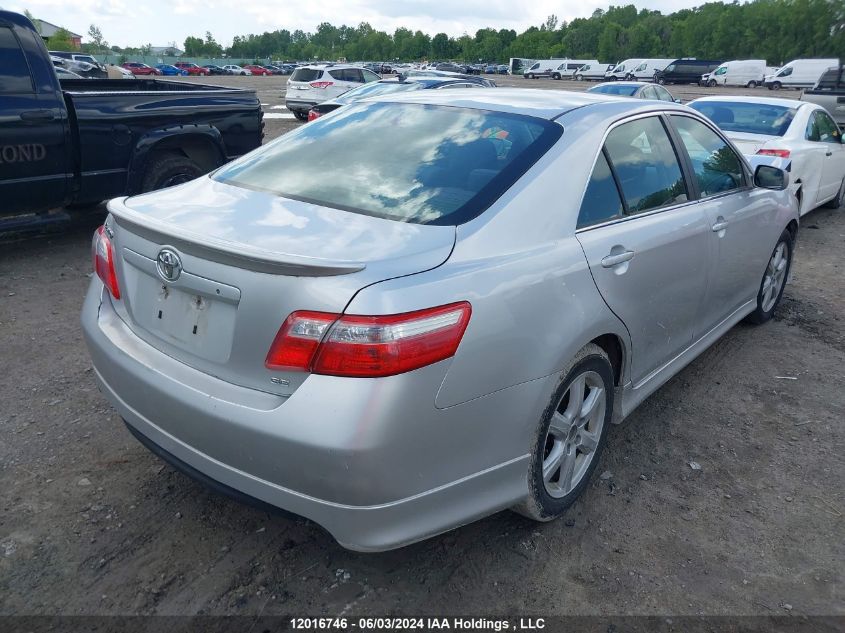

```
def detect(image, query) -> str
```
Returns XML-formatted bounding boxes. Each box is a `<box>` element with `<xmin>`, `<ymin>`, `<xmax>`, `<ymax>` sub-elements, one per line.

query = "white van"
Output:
<box><xmin>605</xmin><ymin>59</ymin><xmax>644</xmax><ymax>80</ymax></box>
<box><xmin>571</xmin><ymin>63</ymin><xmax>614</xmax><ymax>81</ymax></box>
<box><xmin>764</xmin><ymin>59</ymin><xmax>839</xmax><ymax>90</ymax></box>
<box><xmin>551</xmin><ymin>59</ymin><xmax>600</xmax><ymax>80</ymax></box>
<box><xmin>627</xmin><ymin>58</ymin><xmax>673</xmax><ymax>81</ymax></box>
<box><xmin>703</xmin><ymin>60</ymin><xmax>768</xmax><ymax>88</ymax></box>
<box><xmin>523</xmin><ymin>59</ymin><xmax>563</xmax><ymax>79</ymax></box>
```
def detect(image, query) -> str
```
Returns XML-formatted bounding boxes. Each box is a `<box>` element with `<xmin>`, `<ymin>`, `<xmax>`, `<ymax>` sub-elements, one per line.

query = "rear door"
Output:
<box><xmin>575</xmin><ymin>114</ymin><xmax>710</xmax><ymax>386</ymax></box>
<box><xmin>0</xmin><ymin>23</ymin><xmax>68</xmax><ymax>214</ymax></box>
<box><xmin>811</xmin><ymin>109</ymin><xmax>845</xmax><ymax>203</ymax></box>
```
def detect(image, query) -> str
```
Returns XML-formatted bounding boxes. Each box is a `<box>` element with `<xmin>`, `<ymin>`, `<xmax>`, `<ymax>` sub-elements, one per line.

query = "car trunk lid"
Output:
<box><xmin>104</xmin><ymin>176</ymin><xmax>455</xmax><ymax>397</ymax></box>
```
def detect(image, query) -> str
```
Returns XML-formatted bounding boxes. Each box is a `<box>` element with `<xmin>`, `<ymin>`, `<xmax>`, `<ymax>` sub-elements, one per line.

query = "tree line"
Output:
<box><xmin>212</xmin><ymin>0</ymin><xmax>845</xmax><ymax>65</ymax></box>
<box><xmin>38</xmin><ymin>0</ymin><xmax>845</xmax><ymax>65</ymax></box>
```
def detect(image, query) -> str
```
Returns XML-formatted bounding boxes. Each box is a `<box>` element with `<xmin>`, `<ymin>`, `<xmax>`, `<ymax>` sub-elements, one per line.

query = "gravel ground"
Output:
<box><xmin>0</xmin><ymin>74</ymin><xmax>843</xmax><ymax>618</ymax></box>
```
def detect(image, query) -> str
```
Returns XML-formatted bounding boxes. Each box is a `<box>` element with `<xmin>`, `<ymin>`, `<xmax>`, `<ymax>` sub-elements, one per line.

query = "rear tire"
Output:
<box><xmin>512</xmin><ymin>343</ymin><xmax>613</xmax><ymax>522</ymax></box>
<box><xmin>141</xmin><ymin>153</ymin><xmax>204</xmax><ymax>193</ymax></box>
<box><xmin>745</xmin><ymin>230</ymin><xmax>793</xmax><ymax>325</ymax></box>
<box><xmin>747</xmin><ymin>80</ymin><xmax>757</xmax><ymax>88</ymax></box>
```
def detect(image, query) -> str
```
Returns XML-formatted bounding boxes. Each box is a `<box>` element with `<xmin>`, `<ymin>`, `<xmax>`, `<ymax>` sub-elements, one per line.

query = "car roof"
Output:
<box><xmin>371</xmin><ymin>87</ymin><xmax>687</xmax><ymax>120</ymax></box>
<box><xmin>301</xmin><ymin>63</ymin><xmax>367</xmax><ymax>70</ymax></box>
<box><xmin>689</xmin><ymin>95</ymin><xmax>807</xmax><ymax>109</ymax></box>
<box><xmin>592</xmin><ymin>81</ymin><xmax>651</xmax><ymax>88</ymax></box>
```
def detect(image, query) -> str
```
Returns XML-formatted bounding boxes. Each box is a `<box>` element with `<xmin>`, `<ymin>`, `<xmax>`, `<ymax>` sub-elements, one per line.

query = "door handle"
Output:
<box><xmin>601</xmin><ymin>250</ymin><xmax>635</xmax><ymax>267</ymax></box>
<box><xmin>826</xmin><ymin>150</ymin><xmax>833</xmax><ymax>157</ymax></box>
<box><xmin>711</xmin><ymin>220</ymin><xmax>729</xmax><ymax>232</ymax></box>
<box><xmin>19</xmin><ymin>110</ymin><xmax>56</xmax><ymax>122</ymax></box>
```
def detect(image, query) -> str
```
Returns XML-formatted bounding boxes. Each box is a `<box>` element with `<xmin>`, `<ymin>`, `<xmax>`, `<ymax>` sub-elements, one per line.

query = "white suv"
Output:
<box><xmin>286</xmin><ymin>64</ymin><xmax>381</xmax><ymax>121</ymax></box>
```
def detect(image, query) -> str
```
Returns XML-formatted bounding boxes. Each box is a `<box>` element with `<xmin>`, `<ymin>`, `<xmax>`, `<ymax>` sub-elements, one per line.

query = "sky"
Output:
<box><xmin>5</xmin><ymin>0</ymin><xmax>711</xmax><ymax>49</ymax></box>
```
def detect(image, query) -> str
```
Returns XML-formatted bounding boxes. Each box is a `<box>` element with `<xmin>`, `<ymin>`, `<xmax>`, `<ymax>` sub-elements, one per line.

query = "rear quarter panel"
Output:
<box><xmin>344</xmin><ymin>122</ymin><xmax>630</xmax><ymax>410</ymax></box>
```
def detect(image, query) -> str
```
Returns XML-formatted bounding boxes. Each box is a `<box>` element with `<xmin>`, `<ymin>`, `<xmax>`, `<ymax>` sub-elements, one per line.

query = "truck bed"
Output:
<box><xmin>59</xmin><ymin>78</ymin><xmax>249</xmax><ymax>94</ymax></box>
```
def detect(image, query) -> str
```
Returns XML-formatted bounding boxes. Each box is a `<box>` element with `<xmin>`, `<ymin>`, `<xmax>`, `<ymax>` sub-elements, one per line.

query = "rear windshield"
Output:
<box><xmin>688</xmin><ymin>101</ymin><xmax>796</xmax><ymax>136</ymax></box>
<box><xmin>291</xmin><ymin>68</ymin><xmax>322</xmax><ymax>82</ymax></box>
<box><xmin>214</xmin><ymin>102</ymin><xmax>561</xmax><ymax>225</ymax></box>
<box><xmin>341</xmin><ymin>81</ymin><xmax>423</xmax><ymax>100</ymax></box>
<box><xmin>590</xmin><ymin>84</ymin><xmax>639</xmax><ymax>96</ymax></box>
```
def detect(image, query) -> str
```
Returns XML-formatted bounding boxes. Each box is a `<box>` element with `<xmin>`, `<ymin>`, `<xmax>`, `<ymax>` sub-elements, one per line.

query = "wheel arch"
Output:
<box><xmin>127</xmin><ymin>125</ymin><xmax>226</xmax><ymax>195</ymax></box>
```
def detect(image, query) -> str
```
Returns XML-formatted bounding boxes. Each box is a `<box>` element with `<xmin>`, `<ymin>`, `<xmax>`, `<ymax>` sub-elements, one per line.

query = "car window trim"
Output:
<box><xmin>0</xmin><ymin>24</ymin><xmax>36</xmax><ymax>94</ymax></box>
<box><xmin>664</xmin><ymin>112</ymin><xmax>752</xmax><ymax>199</ymax></box>
<box><xmin>575</xmin><ymin>110</ymin><xmax>700</xmax><ymax>234</ymax></box>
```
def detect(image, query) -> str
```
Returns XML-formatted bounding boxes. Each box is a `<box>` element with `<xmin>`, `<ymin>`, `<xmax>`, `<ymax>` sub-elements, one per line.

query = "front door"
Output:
<box><xmin>668</xmin><ymin>114</ymin><xmax>775</xmax><ymax>332</ymax></box>
<box><xmin>0</xmin><ymin>24</ymin><xmax>68</xmax><ymax>215</ymax></box>
<box><xmin>575</xmin><ymin>115</ymin><xmax>709</xmax><ymax>386</ymax></box>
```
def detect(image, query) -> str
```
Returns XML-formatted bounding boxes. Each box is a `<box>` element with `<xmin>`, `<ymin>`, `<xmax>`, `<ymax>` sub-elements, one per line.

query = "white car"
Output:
<box><xmin>223</xmin><ymin>65</ymin><xmax>251</xmax><ymax>76</ymax></box>
<box><xmin>285</xmin><ymin>64</ymin><xmax>381</xmax><ymax>121</ymax></box>
<box><xmin>690</xmin><ymin>96</ymin><xmax>845</xmax><ymax>215</ymax></box>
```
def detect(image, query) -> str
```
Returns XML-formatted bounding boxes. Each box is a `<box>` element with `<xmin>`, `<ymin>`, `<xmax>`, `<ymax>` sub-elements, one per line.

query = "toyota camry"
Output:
<box><xmin>82</xmin><ymin>89</ymin><xmax>798</xmax><ymax>551</ymax></box>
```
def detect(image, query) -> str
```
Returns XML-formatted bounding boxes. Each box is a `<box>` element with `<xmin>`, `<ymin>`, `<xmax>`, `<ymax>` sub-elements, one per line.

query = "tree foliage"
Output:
<box><xmin>216</xmin><ymin>0</ymin><xmax>844</xmax><ymax>64</ymax></box>
<box><xmin>46</xmin><ymin>27</ymin><xmax>77</xmax><ymax>51</ymax></box>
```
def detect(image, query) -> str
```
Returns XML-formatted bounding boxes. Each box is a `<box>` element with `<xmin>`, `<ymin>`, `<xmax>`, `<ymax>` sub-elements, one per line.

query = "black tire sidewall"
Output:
<box><xmin>748</xmin><ymin>230</ymin><xmax>793</xmax><ymax>324</ymax></box>
<box><xmin>141</xmin><ymin>154</ymin><xmax>204</xmax><ymax>193</ymax></box>
<box><xmin>528</xmin><ymin>355</ymin><xmax>614</xmax><ymax>519</ymax></box>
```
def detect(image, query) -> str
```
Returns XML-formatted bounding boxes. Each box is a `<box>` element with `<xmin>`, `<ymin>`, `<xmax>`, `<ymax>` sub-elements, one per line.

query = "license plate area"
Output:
<box><xmin>122</xmin><ymin>249</ymin><xmax>239</xmax><ymax>363</ymax></box>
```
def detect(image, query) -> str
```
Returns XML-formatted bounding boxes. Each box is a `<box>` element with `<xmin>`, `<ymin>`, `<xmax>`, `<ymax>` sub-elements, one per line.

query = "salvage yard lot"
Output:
<box><xmin>0</xmin><ymin>74</ymin><xmax>843</xmax><ymax>617</ymax></box>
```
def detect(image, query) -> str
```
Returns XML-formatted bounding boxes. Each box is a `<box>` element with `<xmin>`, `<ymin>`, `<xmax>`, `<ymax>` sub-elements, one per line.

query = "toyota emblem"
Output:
<box><xmin>156</xmin><ymin>248</ymin><xmax>182</xmax><ymax>282</ymax></box>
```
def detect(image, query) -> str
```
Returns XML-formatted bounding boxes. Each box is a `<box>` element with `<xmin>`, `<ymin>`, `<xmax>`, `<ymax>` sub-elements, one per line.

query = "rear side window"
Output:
<box><xmin>578</xmin><ymin>151</ymin><xmax>624</xmax><ymax>228</ymax></box>
<box><xmin>604</xmin><ymin>117</ymin><xmax>688</xmax><ymax>214</ymax></box>
<box><xmin>214</xmin><ymin>102</ymin><xmax>561</xmax><ymax>225</ymax></box>
<box><xmin>0</xmin><ymin>27</ymin><xmax>33</xmax><ymax>93</ymax></box>
<box><xmin>671</xmin><ymin>116</ymin><xmax>744</xmax><ymax>196</ymax></box>
<box><xmin>291</xmin><ymin>68</ymin><xmax>321</xmax><ymax>82</ymax></box>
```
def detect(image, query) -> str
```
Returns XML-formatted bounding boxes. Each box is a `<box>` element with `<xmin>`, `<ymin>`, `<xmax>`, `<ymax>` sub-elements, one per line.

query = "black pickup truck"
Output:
<box><xmin>0</xmin><ymin>10</ymin><xmax>263</xmax><ymax>230</ymax></box>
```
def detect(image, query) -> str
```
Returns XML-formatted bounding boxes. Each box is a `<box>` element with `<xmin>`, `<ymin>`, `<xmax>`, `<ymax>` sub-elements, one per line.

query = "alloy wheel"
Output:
<box><xmin>761</xmin><ymin>242</ymin><xmax>788</xmax><ymax>312</ymax></box>
<box><xmin>541</xmin><ymin>371</ymin><xmax>606</xmax><ymax>498</ymax></box>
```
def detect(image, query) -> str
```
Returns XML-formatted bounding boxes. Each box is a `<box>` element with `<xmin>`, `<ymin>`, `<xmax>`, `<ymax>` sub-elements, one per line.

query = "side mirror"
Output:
<box><xmin>674</xmin><ymin>98</ymin><xmax>682</xmax><ymax>104</ymax></box>
<box><xmin>755</xmin><ymin>164</ymin><xmax>788</xmax><ymax>190</ymax></box>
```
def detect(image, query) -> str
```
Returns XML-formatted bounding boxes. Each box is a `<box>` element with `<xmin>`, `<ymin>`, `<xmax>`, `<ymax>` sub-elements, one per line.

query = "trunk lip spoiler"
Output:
<box><xmin>107</xmin><ymin>197</ymin><xmax>367</xmax><ymax>277</ymax></box>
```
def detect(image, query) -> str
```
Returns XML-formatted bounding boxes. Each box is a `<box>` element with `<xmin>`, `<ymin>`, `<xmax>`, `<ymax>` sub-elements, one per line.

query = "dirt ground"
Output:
<box><xmin>0</xmin><ymin>74</ymin><xmax>843</xmax><ymax>619</ymax></box>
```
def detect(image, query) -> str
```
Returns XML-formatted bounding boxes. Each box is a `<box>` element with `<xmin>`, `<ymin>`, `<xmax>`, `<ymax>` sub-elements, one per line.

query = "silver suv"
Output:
<box><xmin>285</xmin><ymin>64</ymin><xmax>381</xmax><ymax>121</ymax></box>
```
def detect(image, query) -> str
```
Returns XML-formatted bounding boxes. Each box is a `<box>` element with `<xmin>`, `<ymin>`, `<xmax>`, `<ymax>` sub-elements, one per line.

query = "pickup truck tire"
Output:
<box><xmin>825</xmin><ymin>178</ymin><xmax>845</xmax><ymax>209</ymax></box>
<box><xmin>141</xmin><ymin>153</ymin><xmax>204</xmax><ymax>193</ymax></box>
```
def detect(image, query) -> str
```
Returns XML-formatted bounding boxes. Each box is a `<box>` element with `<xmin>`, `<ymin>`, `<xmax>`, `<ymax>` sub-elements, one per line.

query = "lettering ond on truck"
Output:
<box><xmin>0</xmin><ymin>144</ymin><xmax>47</xmax><ymax>164</ymax></box>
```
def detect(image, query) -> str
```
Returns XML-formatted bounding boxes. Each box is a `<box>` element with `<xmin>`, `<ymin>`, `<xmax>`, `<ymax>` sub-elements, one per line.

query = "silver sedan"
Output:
<box><xmin>82</xmin><ymin>89</ymin><xmax>799</xmax><ymax>551</ymax></box>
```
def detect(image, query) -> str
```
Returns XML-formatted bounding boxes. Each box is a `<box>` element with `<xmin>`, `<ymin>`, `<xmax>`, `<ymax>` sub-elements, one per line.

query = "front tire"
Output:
<box><xmin>575</xmin><ymin>74</ymin><xmax>583</xmax><ymax>81</ymax></box>
<box><xmin>771</xmin><ymin>81</ymin><xmax>781</xmax><ymax>90</ymax></box>
<box><xmin>824</xmin><ymin>177</ymin><xmax>845</xmax><ymax>209</ymax></box>
<box><xmin>745</xmin><ymin>230</ymin><xmax>793</xmax><ymax>325</ymax></box>
<box><xmin>657</xmin><ymin>77</ymin><xmax>666</xmax><ymax>85</ymax></box>
<box><xmin>292</xmin><ymin>109</ymin><xmax>309</xmax><ymax>122</ymax></box>
<box><xmin>552</xmin><ymin>73</ymin><xmax>560</xmax><ymax>80</ymax></box>
<box><xmin>512</xmin><ymin>344</ymin><xmax>613</xmax><ymax>522</ymax></box>
<box><xmin>707</xmin><ymin>79</ymin><xmax>717</xmax><ymax>87</ymax></box>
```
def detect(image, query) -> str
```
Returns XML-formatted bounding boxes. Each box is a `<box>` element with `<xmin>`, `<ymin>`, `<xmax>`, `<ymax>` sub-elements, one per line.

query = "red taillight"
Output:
<box><xmin>265</xmin><ymin>302</ymin><xmax>472</xmax><ymax>378</ymax></box>
<box><xmin>307</xmin><ymin>109</ymin><xmax>321</xmax><ymax>122</ymax></box>
<box><xmin>91</xmin><ymin>225</ymin><xmax>120</xmax><ymax>299</ymax></box>
<box><xmin>757</xmin><ymin>148</ymin><xmax>791</xmax><ymax>158</ymax></box>
<box><xmin>309</xmin><ymin>81</ymin><xmax>334</xmax><ymax>88</ymax></box>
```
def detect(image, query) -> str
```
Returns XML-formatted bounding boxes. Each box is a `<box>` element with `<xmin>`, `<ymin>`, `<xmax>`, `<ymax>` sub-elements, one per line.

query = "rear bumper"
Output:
<box><xmin>284</xmin><ymin>99</ymin><xmax>318</xmax><ymax>111</ymax></box>
<box><xmin>81</xmin><ymin>282</ymin><xmax>539</xmax><ymax>551</ymax></box>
